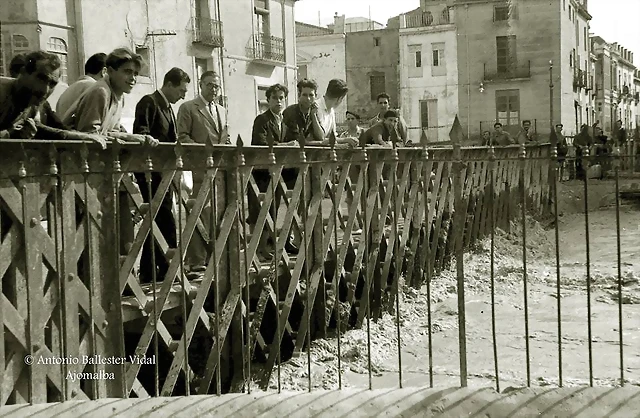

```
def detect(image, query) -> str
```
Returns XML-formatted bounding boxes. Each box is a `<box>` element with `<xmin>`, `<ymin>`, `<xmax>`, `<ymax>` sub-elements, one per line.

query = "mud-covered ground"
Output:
<box><xmin>259</xmin><ymin>179</ymin><xmax>640</xmax><ymax>392</ymax></box>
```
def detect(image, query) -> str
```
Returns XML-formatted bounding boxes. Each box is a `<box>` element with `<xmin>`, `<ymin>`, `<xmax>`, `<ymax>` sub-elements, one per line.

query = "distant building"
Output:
<box><xmin>397</xmin><ymin>2</ymin><xmax>458</xmax><ymax>143</ymax></box>
<box><xmin>327</xmin><ymin>17</ymin><xmax>384</xmax><ymax>33</ymax></box>
<box><xmin>452</xmin><ymin>0</ymin><xmax>594</xmax><ymax>139</ymax></box>
<box><xmin>0</xmin><ymin>0</ymin><xmax>300</xmax><ymax>143</ymax></box>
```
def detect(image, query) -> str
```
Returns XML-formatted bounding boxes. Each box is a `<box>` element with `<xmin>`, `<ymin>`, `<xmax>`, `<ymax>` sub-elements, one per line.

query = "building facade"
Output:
<box><xmin>452</xmin><ymin>0</ymin><xmax>592</xmax><ymax>140</ymax></box>
<box><xmin>345</xmin><ymin>28</ymin><xmax>400</xmax><ymax>122</ymax></box>
<box><xmin>0</xmin><ymin>0</ymin><xmax>299</xmax><ymax>143</ymax></box>
<box><xmin>592</xmin><ymin>37</ymin><xmax>638</xmax><ymax>137</ymax></box>
<box><xmin>397</xmin><ymin>3</ymin><xmax>458</xmax><ymax>143</ymax></box>
<box><xmin>295</xmin><ymin>21</ymin><xmax>347</xmax><ymax>123</ymax></box>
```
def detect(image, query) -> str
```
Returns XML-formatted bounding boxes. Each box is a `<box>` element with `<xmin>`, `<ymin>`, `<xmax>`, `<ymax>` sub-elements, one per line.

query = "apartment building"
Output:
<box><xmin>0</xmin><ymin>0</ymin><xmax>299</xmax><ymax>143</ymax></box>
<box><xmin>397</xmin><ymin>2</ymin><xmax>458</xmax><ymax>143</ymax></box>
<box><xmin>452</xmin><ymin>0</ymin><xmax>592</xmax><ymax>139</ymax></box>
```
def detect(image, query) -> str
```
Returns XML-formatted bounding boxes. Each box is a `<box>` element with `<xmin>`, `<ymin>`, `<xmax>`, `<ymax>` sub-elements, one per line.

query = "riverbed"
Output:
<box><xmin>262</xmin><ymin>179</ymin><xmax>640</xmax><ymax>392</ymax></box>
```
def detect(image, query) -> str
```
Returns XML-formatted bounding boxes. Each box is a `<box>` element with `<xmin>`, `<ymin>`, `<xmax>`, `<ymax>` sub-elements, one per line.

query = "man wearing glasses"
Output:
<box><xmin>177</xmin><ymin>71</ymin><xmax>229</xmax><ymax>274</ymax></box>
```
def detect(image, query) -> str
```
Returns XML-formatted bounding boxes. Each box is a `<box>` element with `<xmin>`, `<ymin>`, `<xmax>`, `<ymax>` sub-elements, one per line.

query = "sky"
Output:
<box><xmin>294</xmin><ymin>0</ymin><xmax>640</xmax><ymax>63</ymax></box>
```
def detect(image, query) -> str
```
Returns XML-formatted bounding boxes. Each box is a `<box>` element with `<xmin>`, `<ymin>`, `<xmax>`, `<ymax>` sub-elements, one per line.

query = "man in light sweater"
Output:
<box><xmin>56</xmin><ymin>53</ymin><xmax>107</xmax><ymax>120</ymax></box>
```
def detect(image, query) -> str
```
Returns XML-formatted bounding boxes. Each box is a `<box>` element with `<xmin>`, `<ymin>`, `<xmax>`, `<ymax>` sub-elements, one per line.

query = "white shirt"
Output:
<box><xmin>56</xmin><ymin>75</ymin><xmax>96</xmax><ymax>119</ymax></box>
<box><xmin>315</xmin><ymin>97</ymin><xmax>336</xmax><ymax>139</ymax></box>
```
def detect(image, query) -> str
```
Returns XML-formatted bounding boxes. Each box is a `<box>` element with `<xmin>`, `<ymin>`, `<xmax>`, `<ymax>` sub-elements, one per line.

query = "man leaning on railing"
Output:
<box><xmin>0</xmin><ymin>50</ymin><xmax>109</xmax><ymax>144</ymax></box>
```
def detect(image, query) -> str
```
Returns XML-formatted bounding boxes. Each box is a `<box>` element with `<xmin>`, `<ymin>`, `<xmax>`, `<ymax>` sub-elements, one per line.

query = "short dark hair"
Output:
<box><xmin>383</xmin><ymin>110</ymin><xmax>398</xmax><ymax>119</ymax></box>
<box><xmin>163</xmin><ymin>67</ymin><xmax>191</xmax><ymax>86</ymax></box>
<box><xmin>482</xmin><ymin>130</ymin><xmax>491</xmax><ymax>135</ymax></box>
<box><xmin>106</xmin><ymin>48</ymin><xmax>143</xmax><ymax>71</ymax></box>
<box><xmin>555</xmin><ymin>123</ymin><xmax>563</xmax><ymax>128</ymax></box>
<box><xmin>266</xmin><ymin>83</ymin><xmax>288</xmax><ymax>100</ymax></box>
<box><xmin>376</xmin><ymin>93</ymin><xmax>390</xmax><ymax>102</ymax></box>
<box><xmin>325</xmin><ymin>79</ymin><xmax>348</xmax><ymax>99</ymax></box>
<box><xmin>84</xmin><ymin>53</ymin><xmax>107</xmax><ymax>75</ymax></box>
<box><xmin>9</xmin><ymin>53</ymin><xmax>27</xmax><ymax>78</ymax></box>
<box><xmin>346</xmin><ymin>111</ymin><xmax>360</xmax><ymax>120</ymax></box>
<box><xmin>297</xmin><ymin>78</ymin><xmax>318</xmax><ymax>94</ymax></box>
<box><xmin>522</xmin><ymin>120</ymin><xmax>531</xmax><ymax>125</ymax></box>
<box><xmin>200</xmin><ymin>71</ymin><xmax>219</xmax><ymax>82</ymax></box>
<box><xmin>494</xmin><ymin>122</ymin><xmax>503</xmax><ymax>128</ymax></box>
<box><xmin>23</xmin><ymin>51</ymin><xmax>61</xmax><ymax>75</ymax></box>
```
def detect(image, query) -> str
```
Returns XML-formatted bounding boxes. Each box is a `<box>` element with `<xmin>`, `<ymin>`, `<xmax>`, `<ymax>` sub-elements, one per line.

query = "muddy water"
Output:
<box><xmin>264</xmin><ymin>180</ymin><xmax>640</xmax><ymax>392</ymax></box>
<box><xmin>345</xmin><ymin>208</ymin><xmax>640</xmax><ymax>390</ymax></box>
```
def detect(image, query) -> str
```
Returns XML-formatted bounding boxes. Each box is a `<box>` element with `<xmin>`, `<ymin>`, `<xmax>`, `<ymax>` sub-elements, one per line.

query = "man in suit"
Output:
<box><xmin>133</xmin><ymin>67</ymin><xmax>190</xmax><ymax>283</ymax></box>
<box><xmin>251</xmin><ymin>83</ymin><xmax>299</xmax><ymax>259</ymax></box>
<box><xmin>177</xmin><ymin>70</ymin><xmax>229</xmax><ymax>271</ymax></box>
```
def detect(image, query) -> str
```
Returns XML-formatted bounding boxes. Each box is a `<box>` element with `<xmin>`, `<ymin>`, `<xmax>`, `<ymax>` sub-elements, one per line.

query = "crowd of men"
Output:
<box><xmin>0</xmin><ymin>47</ymin><xmax>418</xmax><ymax>274</ymax></box>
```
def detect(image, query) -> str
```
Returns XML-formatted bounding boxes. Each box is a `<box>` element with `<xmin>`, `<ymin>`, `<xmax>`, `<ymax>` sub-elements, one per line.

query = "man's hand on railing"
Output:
<box><xmin>11</xmin><ymin>118</ymin><xmax>37</xmax><ymax>139</ymax></box>
<box><xmin>66</xmin><ymin>131</ymin><xmax>109</xmax><ymax>149</ymax></box>
<box><xmin>278</xmin><ymin>140</ymin><xmax>299</xmax><ymax>147</ymax></box>
<box><xmin>337</xmin><ymin>137</ymin><xmax>358</xmax><ymax>148</ymax></box>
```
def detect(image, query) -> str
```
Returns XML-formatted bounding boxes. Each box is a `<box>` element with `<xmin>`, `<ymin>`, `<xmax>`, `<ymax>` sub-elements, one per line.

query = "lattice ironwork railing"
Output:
<box><xmin>1</xmin><ymin>139</ymin><xmax>592</xmax><ymax>405</ymax></box>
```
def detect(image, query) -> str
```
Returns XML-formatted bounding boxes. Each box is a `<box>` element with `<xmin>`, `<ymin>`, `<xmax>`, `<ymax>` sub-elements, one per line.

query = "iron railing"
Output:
<box><xmin>403</xmin><ymin>8</ymin><xmax>453</xmax><ymax>28</ymax></box>
<box><xmin>483</xmin><ymin>60</ymin><xmax>531</xmax><ymax>81</ymax></box>
<box><xmin>190</xmin><ymin>17</ymin><xmax>223</xmax><ymax>47</ymax></box>
<box><xmin>247</xmin><ymin>33</ymin><xmax>285</xmax><ymax>63</ymax></box>
<box><xmin>0</xmin><ymin>138</ymin><xmax>637</xmax><ymax>407</ymax></box>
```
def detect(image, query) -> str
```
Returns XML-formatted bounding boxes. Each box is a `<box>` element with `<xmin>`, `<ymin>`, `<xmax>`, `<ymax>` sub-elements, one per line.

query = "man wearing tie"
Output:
<box><xmin>133</xmin><ymin>67</ymin><xmax>190</xmax><ymax>283</ymax></box>
<box><xmin>251</xmin><ymin>83</ymin><xmax>298</xmax><ymax>259</ymax></box>
<box><xmin>177</xmin><ymin>71</ymin><xmax>229</xmax><ymax>271</ymax></box>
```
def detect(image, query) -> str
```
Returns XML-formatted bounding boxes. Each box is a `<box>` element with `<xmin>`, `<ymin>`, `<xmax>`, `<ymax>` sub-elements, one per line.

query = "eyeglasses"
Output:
<box><xmin>205</xmin><ymin>83</ymin><xmax>221</xmax><ymax>90</ymax></box>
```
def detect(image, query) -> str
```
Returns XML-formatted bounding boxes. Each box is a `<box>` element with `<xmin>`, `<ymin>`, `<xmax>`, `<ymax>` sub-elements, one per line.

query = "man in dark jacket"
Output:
<box><xmin>133</xmin><ymin>67</ymin><xmax>190</xmax><ymax>282</ymax></box>
<box><xmin>251</xmin><ymin>84</ymin><xmax>299</xmax><ymax>259</ymax></box>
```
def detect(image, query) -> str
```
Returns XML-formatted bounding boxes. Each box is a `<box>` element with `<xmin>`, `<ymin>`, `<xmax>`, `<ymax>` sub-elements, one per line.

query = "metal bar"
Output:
<box><xmin>453</xmin><ymin>144</ymin><xmax>468</xmax><ymax>388</ymax></box>
<box><xmin>489</xmin><ymin>147</ymin><xmax>500</xmax><ymax>392</ymax></box>
<box><xmin>144</xmin><ymin>154</ymin><xmax>160</xmax><ymax>397</ymax></box>
<box><xmin>422</xmin><ymin>148</ymin><xmax>434</xmax><ymax>388</ymax></box>
<box><xmin>268</xmin><ymin>149</ymin><xmax>281</xmax><ymax>393</ymax></box>
<box><xmin>209</xmin><ymin>153</ymin><xmax>221</xmax><ymax>397</ymax></box>
<box><xmin>390</xmin><ymin>144</ymin><xmax>402</xmax><ymax>388</ymax></box>
<box><xmin>178</xmin><ymin>150</ymin><xmax>190</xmax><ymax>396</ymax></box>
<box><xmin>330</xmin><ymin>149</ymin><xmax>342</xmax><ymax>389</ymax></box>
<box><xmin>614</xmin><ymin>148</ymin><xmax>624</xmax><ymax>387</ymax></box>
<box><xmin>301</xmin><ymin>145</ymin><xmax>312</xmax><ymax>393</ymax></box>
<box><xmin>361</xmin><ymin>145</ymin><xmax>372</xmax><ymax>390</ymax></box>
<box><xmin>582</xmin><ymin>147</ymin><xmax>594</xmax><ymax>387</ymax></box>
<box><xmin>237</xmin><ymin>145</ymin><xmax>252</xmax><ymax>393</ymax></box>
<box><xmin>519</xmin><ymin>144</ymin><xmax>531</xmax><ymax>388</ymax></box>
<box><xmin>112</xmin><ymin>143</ymin><xmax>128</xmax><ymax>398</ymax></box>
<box><xmin>49</xmin><ymin>147</ymin><xmax>67</xmax><ymax>400</ymax></box>
<box><xmin>82</xmin><ymin>145</ymin><xmax>99</xmax><ymax>400</ymax></box>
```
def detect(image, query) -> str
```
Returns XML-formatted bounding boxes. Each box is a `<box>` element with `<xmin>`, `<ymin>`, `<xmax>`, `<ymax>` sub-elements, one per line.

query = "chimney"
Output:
<box><xmin>399</xmin><ymin>13</ymin><xmax>406</xmax><ymax>29</ymax></box>
<box><xmin>333</xmin><ymin>13</ymin><xmax>345</xmax><ymax>34</ymax></box>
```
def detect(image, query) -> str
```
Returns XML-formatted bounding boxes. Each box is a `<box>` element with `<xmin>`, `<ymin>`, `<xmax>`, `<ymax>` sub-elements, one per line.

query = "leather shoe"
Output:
<box><xmin>284</xmin><ymin>240</ymin><xmax>299</xmax><ymax>254</ymax></box>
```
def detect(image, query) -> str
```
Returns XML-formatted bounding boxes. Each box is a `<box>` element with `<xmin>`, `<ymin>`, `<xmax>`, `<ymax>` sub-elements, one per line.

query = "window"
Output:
<box><xmin>369</xmin><ymin>73</ymin><xmax>385</xmax><ymax>100</ymax></box>
<box><xmin>257</xmin><ymin>85</ymin><xmax>269</xmax><ymax>113</ymax></box>
<box><xmin>47</xmin><ymin>37</ymin><xmax>68</xmax><ymax>83</ymax></box>
<box><xmin>569</xmin><ymin>5</ymin><xmax>572</xmax><ymax>20</ymax></box>
<box><xmin>420</xmin><ymin>99</ymin><xmax>438</xmax><ymax>141</ymax></box>
<box><xmin>495</xmin><ymin>89</ymin><xmax>520</xmax><ymax>127</ymax></box>
<box><xmin>496</xmin><ymin>36</ymin><xmax>516</xmax><ymax>73</ymax></box>
<box><xmin>569</xmin><ymin>53</ymin><xmax>573</xmax><ymax>67</ymax></box>
<box><xmin>297</xmin><ymin>64</ymin><xmax>308</xmax><ymax>81</ymax></box>
<box><xmin>135</xmin><ymin>46</ymin><xmax>151</xmax><ymax>78</ymax></box>
<box><xmin>12</xmin><ymin>34</ymin><xmax>29</xmax><ymax>51</ymax></box>
<box><xmin>408</xmin><ymin>45</ymin><xmax>422</xmax><ymax>78</ymax></box>
<box><xmin>584</xmin><ymin>27</ymin><xmax>587</xmax><ymax>51</ymax></box>
<box><xmin>373</xmin><ymin>37</ymin><xmax>380</xmax><ymax>47</ymax></box>
<box><xmin>494</xmin><ymin>6</ymin><xmax>509</xmax><ymax>21</ymax></box>
<box><xmin>431</xmin><ymin>42</ymin><xmax>445</xmax><ymax>76</ymax></box>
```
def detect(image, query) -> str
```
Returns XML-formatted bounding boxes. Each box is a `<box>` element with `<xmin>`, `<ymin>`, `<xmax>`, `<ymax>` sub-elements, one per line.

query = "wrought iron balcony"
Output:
<box><xmin>190</xmin><ymin>17</ymin><xmax>223</xmax><ymax>47</ymax></box>
<box><xmin>573</xmin><ymin>68</ymin><xmax>586</xmax><ymax>88</ymax></box>
<box><xmin>483</xmin><ymin>61</ymin><xmax>531</xmax><ymax>82</ymax></box>
<box><xmin>403</xmin><ymin>8</ymin><xmax>453</xmax><ymax>28</ymax></box>
<box><xmin>247</xmin><ymin>33</ymin><xmax>285</xmax><ymax>63</ymax></box>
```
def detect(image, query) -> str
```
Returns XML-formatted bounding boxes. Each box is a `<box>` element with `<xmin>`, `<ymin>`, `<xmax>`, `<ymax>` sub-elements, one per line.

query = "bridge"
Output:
<box><xmin>0</xmin><ymin>138</ymin><xmax>637</xmax><ymax>413</ymax></box>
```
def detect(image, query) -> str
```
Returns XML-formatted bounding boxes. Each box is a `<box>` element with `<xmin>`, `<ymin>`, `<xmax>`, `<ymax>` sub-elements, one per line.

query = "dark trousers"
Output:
<box><xmin>135</xmin><ymin>172</ymin><xmax>177</xmax><ymax>283</ymax></box>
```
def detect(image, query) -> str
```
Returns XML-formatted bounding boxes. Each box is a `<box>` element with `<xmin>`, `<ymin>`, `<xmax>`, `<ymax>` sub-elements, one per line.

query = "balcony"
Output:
<box><xmin>190</xmin><ymin>17</ymin><xmax>223</xmax><ymax>47</ymax></box>
<box><xmin>634</xmin><ymin>92</ymin><xmax>639</xmax><ymax>103</ymax></box>
<box><xmin>573</xmin><ymin>68</ymin><xmax>586</xmax><ymax>89</ymax></box>
<box><xmin>247</xmin><ymin>33</ymin><xmax>285</xmax><ymax>64</ymax></box>
<box><xmin>403</xmin><ymin>7</ymin><xmax>454</xmax><ymax>28</ymax></box>
<box><xmin>483</xmin><ymin>61</ymin><xmax>531</xmax><ymax>82</ymax></box>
